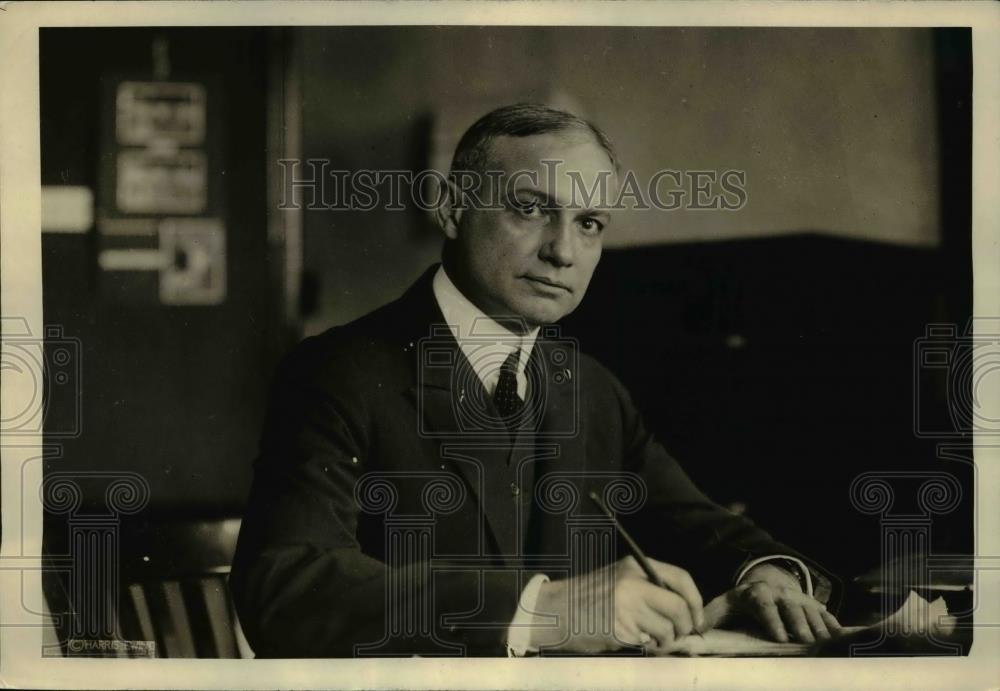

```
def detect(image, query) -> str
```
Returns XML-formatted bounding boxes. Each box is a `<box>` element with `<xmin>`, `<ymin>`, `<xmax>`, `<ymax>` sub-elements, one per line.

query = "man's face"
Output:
<box><xmin>443</xmin><ymin>130</ymin><xmax>618</xmax><ymax>329</ymax></box>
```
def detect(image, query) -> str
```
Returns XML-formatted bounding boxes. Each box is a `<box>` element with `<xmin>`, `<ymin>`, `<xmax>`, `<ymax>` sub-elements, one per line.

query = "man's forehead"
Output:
<box><xmin>489</xmin><ymin>131</ymin><xmax>615</xmax><ymax>173</ymax></box>
<box><xmin>486</xmin><ymin>131</ymin><xmax>619</xmax><ymax>207</ymax></box>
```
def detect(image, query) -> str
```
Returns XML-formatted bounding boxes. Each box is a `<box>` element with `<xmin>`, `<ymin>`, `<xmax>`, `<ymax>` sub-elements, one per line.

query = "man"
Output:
<box><xmin>231</xmin><ymin>103</ymin><xmax>840</xmax><ymax>657</ymax></box>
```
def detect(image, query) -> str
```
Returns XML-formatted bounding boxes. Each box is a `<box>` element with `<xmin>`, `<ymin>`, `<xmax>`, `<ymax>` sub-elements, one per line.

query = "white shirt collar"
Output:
<box><xmin>431</xmin><ymin>265</ymin><xmax>540</xmax><ymax>398</ymax></box>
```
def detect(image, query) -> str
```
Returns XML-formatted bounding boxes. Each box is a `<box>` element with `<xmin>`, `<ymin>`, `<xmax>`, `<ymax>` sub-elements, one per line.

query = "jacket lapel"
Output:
<box><xmin>395</xmin><ymin>267</ymin><xmax>590</xmax><ymax>561</ymax></box>
<box><xmin>413</xmin><ymin>362</ymin><xmax>524</xmax><ymax>560</ymax></box>
<box><xmin>399</xmin><ymin>269</ymin><xmax>521</xmax><ymax>559</ymax></box>
<box><xmin>533</xmin><ymin>335</ymin><xmax>587</xmax><ymax>463</ymax></box>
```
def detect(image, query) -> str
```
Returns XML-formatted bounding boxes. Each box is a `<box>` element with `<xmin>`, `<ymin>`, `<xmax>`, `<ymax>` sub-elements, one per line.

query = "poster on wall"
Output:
<box><xmin>97</xmin><ymin>74</ymin><xmax>226</xmax><ymax>305</ymax></box>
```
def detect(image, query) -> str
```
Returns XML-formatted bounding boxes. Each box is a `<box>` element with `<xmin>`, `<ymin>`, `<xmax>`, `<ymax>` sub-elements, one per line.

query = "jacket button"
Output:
<box><xmin>510</xmin><ymin>482</ymin><xmax>520</xmax><ymax>497</ymax></box>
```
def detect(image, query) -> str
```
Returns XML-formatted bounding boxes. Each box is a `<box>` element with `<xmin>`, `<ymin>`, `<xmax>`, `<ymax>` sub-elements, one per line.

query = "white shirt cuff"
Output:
<box><xmin>736</xmin><ymin>554</ymin><xmax>814</xmax><ymax>597</ymax></box>
<box><xmin>506</xmin><ymin>573</ymin><xmax>550</xmax><ymax>657</ymax></box>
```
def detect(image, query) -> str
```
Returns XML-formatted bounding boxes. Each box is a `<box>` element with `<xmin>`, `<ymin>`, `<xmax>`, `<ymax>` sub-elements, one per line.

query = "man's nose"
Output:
<box><xmin>539</xmin><ymin>218</ymin><xmax>575</xmax><ymax>267</ymax></box>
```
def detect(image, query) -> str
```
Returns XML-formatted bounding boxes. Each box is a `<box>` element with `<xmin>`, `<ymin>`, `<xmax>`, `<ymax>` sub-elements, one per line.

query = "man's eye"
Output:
<box><xmin>580</xmin><ymin>218</ymin><xmax>605</xmax><ymax>234</ymax></box>
<box><xmin>514</xmin><ymin>200</ymin><xmax>544</xmax><ymax>218</ymax></box>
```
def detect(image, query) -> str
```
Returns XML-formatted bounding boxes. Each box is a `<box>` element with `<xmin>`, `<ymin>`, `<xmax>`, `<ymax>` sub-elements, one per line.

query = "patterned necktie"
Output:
<box><xmin>493</xmin><ymin>348</ymin><xmax>524</xmax><ymax>422</ymax></box>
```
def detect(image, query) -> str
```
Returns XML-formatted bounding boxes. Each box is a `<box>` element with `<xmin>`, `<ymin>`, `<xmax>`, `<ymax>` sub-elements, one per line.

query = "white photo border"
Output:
<box><xmin>1</xmin><ymin>2</ymin><xmax>998</xmax><ymax>689</ymax></box>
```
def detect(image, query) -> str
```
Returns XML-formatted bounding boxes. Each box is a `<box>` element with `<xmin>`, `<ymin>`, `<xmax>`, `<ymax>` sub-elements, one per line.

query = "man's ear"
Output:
<box><xmin>434</xmin><ymin>177</ymin><xmax>465</xmax><ymax>241</ymax></box>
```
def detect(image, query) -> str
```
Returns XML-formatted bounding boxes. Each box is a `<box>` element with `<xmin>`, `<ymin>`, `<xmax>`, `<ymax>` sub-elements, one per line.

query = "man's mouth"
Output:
<box><xmin>523</xmin><ymin>275</ymin><xmax>572</xmax><ymax>293</ymax></box>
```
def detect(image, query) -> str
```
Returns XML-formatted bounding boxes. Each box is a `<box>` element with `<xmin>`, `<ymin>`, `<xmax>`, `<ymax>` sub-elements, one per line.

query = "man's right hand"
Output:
<box><xmin>529</xmin><ymin>556</ymin><xmax>705</xmax><ymax>654</ymax></box>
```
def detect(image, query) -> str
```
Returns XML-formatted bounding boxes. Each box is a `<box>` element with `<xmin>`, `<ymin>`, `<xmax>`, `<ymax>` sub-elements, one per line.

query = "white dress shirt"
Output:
<box><xmin>431</xmin><ymin>264</ymin><xmax>812</xmax><ymax>656</ymax></box>
<box><xmin>432</xmin><ymin>265</ymin><xmax>537</xmax><ymax>400</ymax></box>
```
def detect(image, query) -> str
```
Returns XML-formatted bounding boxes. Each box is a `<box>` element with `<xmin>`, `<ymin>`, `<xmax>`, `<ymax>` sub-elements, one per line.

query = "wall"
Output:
<box><xmin>40</xmin><ymin>28</ymin><xmax>281</xmax><ymax>512</ymax></box>
<box><xmin>35</xmin><ymin>26</ymin><xmax>969</xmax><ymax>581</ymax></box>
<box><xmin>293</xmin><ymin>28</ymin><xmax>967</xmax><ymax>578</ymax></box>
<box><xmin>298</xmin><ymin>27</ymin><xmax>940</xmax><ymax>333</ymax></box>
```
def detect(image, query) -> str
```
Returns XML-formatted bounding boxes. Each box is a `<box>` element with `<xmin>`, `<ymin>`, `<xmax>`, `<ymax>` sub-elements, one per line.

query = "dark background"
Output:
<box><xmin>39</xmin><ymin>27</ymin><xmax>972</xmax><ymax>608</ymax></box>
<box><xmin>40</xmin><ymin>28</ymin><xmax>284</xmax><ymax>511</ymax></box>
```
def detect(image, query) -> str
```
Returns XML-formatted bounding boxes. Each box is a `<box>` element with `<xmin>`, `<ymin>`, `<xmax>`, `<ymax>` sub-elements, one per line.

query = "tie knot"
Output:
<box><xmin>493</xmin><ymin>348</ymin><xmax>524</xmax><ymax>425</ymax></box>
<box><xmin>501</xmin><ymin>348</ymin><xmax>521</xmax><ymax>375</ymax></box>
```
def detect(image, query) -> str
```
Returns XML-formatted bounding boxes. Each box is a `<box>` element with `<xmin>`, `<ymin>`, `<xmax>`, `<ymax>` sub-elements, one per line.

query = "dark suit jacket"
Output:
<box><xmin>230</xmin><ymin>265</ymin><xmax>831</xmax><ymax>657</ymax></box>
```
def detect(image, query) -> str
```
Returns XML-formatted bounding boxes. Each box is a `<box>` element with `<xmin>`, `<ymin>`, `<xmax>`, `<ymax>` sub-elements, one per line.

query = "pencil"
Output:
<box><xmin>587</xmin><ymin>490</ymin><xmax>668</xmax><ymax>588</ymax></box>
<box><xmin>588</xmin><ymin>490</ymin><xmax>704</xmax><ymax>639</ymax></box>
